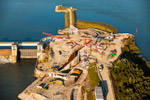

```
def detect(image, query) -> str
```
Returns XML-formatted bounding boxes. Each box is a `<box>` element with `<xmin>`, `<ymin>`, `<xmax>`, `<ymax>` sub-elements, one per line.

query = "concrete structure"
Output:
<box><xmin>55</xmin><ymin>5</ymin><xmax>79</xmax><ymax>35</ymax></box>
<box><xmin>0</xmin><ymin>42</ymin><xmax>38</xmax><ymax>46</ymax></box>
<box><xmin>0</xmin><ymin>42</ymin><xmax>43</xmax><ymax>63</ymax></box>
<box><xmin>11</xmin><ymin>42</ymin><xmax>18</xmax><ymax>63</ymax></box>
<box><xmin>95</xmin><ymin>87</ymin><xmax>104</xmax><ymax>100</ymax></box>
<box><xmin>19</xmin><ymin>49</ymin><xmax>37</xmax><ymax>58</ymax></box>
<box><xmin>37</xmin><ymin>41</ymin><xmax>43</xmax><ymax>58</ymax></box>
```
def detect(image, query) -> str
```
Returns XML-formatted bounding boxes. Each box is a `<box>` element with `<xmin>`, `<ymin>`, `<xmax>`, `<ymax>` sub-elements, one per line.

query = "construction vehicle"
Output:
<box><xmin>49</xmin><ymin>80</ymin><xmax>63</xmax><ymax>86</ymax></box>
<box><xmin>111</xmin><ymin>49</ymin><xmax>117</xmax><ymax>53</ymax></box>
<box><xmin>37</xmin><ymin>83</ymin><xmax>49</xmax><ymax>90</ymax></box>
<box><xmin>40</xmin><ymin>59</ymin><xmax>58</xmax><ymax>72</ymax></box>
<box><xmin>108</xmin><ymin>61</ymin><xmax>113</xmax><ymax>65</ymax></box>
<box><xmin>99</xmin><ymin>64</ymin><xmax>103</xmax><ymax>71</ymax></box>
<box><xmin>109</xmin><ymin>53</ymin><xmax>116</xmax><ymax>56</ymax></box>
<box><xmin>73</xmin><ymin>69</ymin><xmax>82</xmax><ymax>74</ymax></box>
<box><xmin>107</xmin><ymin>53</ymin><xmax>116</xmax><ymax>60</ymax></box>
<box><xmin>37</xmin><ymin>83</ymin><xmax>46</xmax><ymax>89</ymax></box>
<box><xmin>40</xmin><ymin>59</ymin><xmax>51</xmax><ymax>69</ymax></box>
<box><xmin>42</xmin><ymin>84</ymin><xmax>49</xmax><ymax>90</ymax></box>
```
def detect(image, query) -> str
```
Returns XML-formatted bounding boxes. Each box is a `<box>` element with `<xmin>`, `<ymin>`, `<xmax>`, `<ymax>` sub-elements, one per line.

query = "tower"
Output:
<box><xmin>11</xmin><ymin>42</ymin><xmax>18</xmax><ymax>63</ymax></box>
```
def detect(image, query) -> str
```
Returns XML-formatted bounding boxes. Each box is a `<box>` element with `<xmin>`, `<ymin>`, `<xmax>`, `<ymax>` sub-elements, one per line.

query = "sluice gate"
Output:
<box><xmin>0</xmin><ymin>42</ymin><xmax>43</xmax><ymax>63</ymax></box>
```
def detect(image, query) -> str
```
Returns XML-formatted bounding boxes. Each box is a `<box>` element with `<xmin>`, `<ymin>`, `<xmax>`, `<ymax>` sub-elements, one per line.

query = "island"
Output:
<box><xmin>18</xmin><ymin>5</ymin><xmax>150</xmax><ymax>100</ymax></box>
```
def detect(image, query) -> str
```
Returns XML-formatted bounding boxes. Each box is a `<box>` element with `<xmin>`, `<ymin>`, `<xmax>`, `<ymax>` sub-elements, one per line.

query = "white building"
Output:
<box><xmin>95</xmin><ymin>87</ymin><xmax>104</xmax><ymax>100</ymax></box>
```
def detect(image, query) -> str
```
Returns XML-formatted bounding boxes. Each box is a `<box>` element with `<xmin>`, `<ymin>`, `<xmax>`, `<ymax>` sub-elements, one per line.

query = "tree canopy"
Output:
<box><xmin>111</xmin><ymin>37</ymin><xmax>150</xmax><ymax>100</ymax></box>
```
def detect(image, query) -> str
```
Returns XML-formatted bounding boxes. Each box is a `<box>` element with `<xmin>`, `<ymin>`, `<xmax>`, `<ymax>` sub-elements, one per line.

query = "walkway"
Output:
<box><xmin>0</xmin><ymin>42</ymin><xmax>38</xmax><ymax>46</ymax></box>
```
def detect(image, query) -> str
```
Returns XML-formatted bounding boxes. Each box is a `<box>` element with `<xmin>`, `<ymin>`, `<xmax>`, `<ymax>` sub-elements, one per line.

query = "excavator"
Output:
<box><xmin>40</xmin><ymin>59</ymin><xmax>50</xmax><ymax>68</ymax></box>
<box><xmin>49</xmin><ymin>79</ymin><xmax>63</xmax><ymax>86</ymax></box>
<box><xmin>40</xmin><ymin>59</ymin><xmax>58</xmax><ymax>72</ymax></box>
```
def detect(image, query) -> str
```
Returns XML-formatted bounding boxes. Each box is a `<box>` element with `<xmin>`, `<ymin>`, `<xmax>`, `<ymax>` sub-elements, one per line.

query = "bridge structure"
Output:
<box><xmin>0</xmin><ymin>42</ymin><xmax>43</xmax><ymax>63</ymax></box>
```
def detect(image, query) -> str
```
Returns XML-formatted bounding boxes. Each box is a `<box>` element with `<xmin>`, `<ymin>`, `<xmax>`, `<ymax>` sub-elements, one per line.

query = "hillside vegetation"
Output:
<box><xmin>65</xmin><ymin>12</ymin><xmax>70</xmax><ymax>28</ymax></box>
<box><xmin>59</xmin><ymin>6</ymin><xmax>119</xmax><ymax>33</ymax></box>
<box><xmin>87</xmin><ymin>63</ymin><xmax>100</xmax><ymax>100</ymax></box>
<box><xmin>88</xmin><ymin>63</ymin><xmax>100</xmax><ymax>90</ymax></box>
<box><xmin>76</xmin><ymin>20</ymin><xmax>118</xmax><ymax>33</ymax></box>
<box><xmin>57</xmin><ymin>6</ymin><xmax>70</xmax><ymax>10</ymax></box>
<box><xmin>111</xmin><ymin>37</ymin><xmax>150</xmax><ymax>100</ymax></box>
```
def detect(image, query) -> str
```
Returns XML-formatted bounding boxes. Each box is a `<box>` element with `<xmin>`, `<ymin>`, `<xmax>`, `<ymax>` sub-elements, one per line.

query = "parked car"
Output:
<box><xmin>99</xmin><ymin>64</ymin><xmax>104</xmax><ymax>71</ymax></box>
<box><xmin>111</xmin><ymin>49</ymin><xmax>117</xmax><ymax>53</ymax></box>
<box><xmin>108</xmin><ymin>61</ymin><xmax>113</xmax><ymax>65</ymax></box>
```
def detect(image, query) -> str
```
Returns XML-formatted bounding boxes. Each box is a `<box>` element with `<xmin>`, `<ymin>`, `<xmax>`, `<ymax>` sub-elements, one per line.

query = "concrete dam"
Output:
<box><xmin>0</xmin><ymin>42</ymin><xmax>43</xmax><ymax>63</ymax></box>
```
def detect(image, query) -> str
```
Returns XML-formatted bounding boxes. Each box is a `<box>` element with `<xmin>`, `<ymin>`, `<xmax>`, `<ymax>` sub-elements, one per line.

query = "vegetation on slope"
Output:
<box><xmin>64</xmin><ymin>9</ymin><xmax>76</xmax><ymax>27</ymax></box>
<box><xmin>111</xmin><ymin>37</ymin><xmax>150</xmax><ymax>100</ymax></box>
<box><xmin>64</xmin><ymin>12</ymin><xmax>70</xmax><ymax>28</ymax></box>
<box><xmin>121</xmin><ymin>37</ymin><xmax>150</xmax><ymax>76</ymax></box>
<box><xmin>58</xmin><ymin>6</ymin><xmax>119</xmax><ymax>33</ymax></box>
<box><xmin>87</xmin><ymin>91</ymin><xmax>95</xmax><ymax>100</ymax></box>
<box><xmin>87</xmin><ymin>62</ymin><xmax>100</xmax><ymax>100</ymax></box>
<box><xmin>122</xmin><ymin>37</ymin><xmax>140</xmax><ymax>54</ymax></box>
<box><xmin>70</xmin><ymin>10</ymin><xmax>76</xmax><ymax>26</ymax></box>
<box><xmin>76</xmin><ymin>20</ymin><xmax>119</xmax><ymax>33</ymax></box>
<box><xmin>88</xmin><ymin>63</ymin><xmax>100</xmax><ymax>90</ymax></box>
<box><xmin>57</xmin><ymin>5</ymin><xmax>76</xmax><ymax>28</ymax></box>
<box><xmin>57</xmin><ymin>5</ymin><xmax>70</xmax><ymax>11</ymax></box>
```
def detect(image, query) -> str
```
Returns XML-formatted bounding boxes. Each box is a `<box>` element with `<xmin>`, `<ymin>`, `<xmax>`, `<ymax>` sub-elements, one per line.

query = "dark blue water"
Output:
<box><xmin>0</xmin><ymin>0</ymin><xmax>150</xmax><ymax>99</ymax></box>
<box><xmin>0</xmin><ymin>59</ymin><xmax>36</xmax><ymax>100</ymax></box>
<box><xmin>0</xmin><ymin>0</ymin><xmax>150</xmax><ymax>60</ymax></box>
<box><xmin>0</xmin><ymin>0</ymin><xmax>150</xmax><ymax>59</ymax></box>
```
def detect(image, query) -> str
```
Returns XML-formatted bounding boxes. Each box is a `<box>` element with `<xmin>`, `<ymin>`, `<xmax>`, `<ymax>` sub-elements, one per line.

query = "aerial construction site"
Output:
<box><xmin>18</xmin><ymin>5</ymin><xmax>133</xmax><ymax>100</ymax></box>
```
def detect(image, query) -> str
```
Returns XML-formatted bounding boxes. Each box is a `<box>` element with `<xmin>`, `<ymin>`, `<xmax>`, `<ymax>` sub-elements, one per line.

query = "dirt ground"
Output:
<box><xmin>91</xmin><ymin>34</ymin><xmax>131</xmax><ymax>100</ymax></box>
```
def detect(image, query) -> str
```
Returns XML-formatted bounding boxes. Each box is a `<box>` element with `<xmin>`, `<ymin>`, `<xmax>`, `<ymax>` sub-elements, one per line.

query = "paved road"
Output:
<box><xmin>91</xmin><ymin>34</ymin><xmax>130</xmax><ymax>100</ymax></box>
<box><xmin>92</xmin><ymin>51</ymin><xmax>115</xmax><ymax>100</ymax></box>
<box><xmin>91</xmin><ymin>34</ymin><xmax>131</xmax><ymax>100</ymax></box>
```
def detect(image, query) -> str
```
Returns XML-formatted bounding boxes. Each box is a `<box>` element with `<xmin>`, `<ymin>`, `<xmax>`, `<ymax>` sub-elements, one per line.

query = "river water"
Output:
<box><xmin>0</xmin><ymin>59</ymin><xmax>36</xmax><ymax>100</ymax></box>
<box><xmin>0</xmin><ymin>0</ymin><xmax>150</xmax><ymax>99</ymax></box>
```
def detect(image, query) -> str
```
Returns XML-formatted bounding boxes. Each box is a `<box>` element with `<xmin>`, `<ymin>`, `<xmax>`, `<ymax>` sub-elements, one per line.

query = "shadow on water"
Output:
<box><xmin>0</xmin><ymin>59</ymin><xmax>36</xmax><ymax>100</ymax></box>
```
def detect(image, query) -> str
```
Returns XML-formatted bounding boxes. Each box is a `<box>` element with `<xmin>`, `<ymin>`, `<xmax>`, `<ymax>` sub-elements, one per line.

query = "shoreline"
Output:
<box><xmin>110</xmin><ymin>36</ymin><xmax>150</xmax><ymax>100</ymax></box>
<box><xmin>17</xmin><ymin>5</ymin><xmax>150</xmax><ymax>100</ymax></box>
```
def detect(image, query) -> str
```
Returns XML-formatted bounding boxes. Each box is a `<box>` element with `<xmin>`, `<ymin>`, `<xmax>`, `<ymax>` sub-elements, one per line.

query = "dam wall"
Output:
<box><xmin>0</xmin><ymin>42</ymin><xmax>43</xmax><ymax>63</ymax></box>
